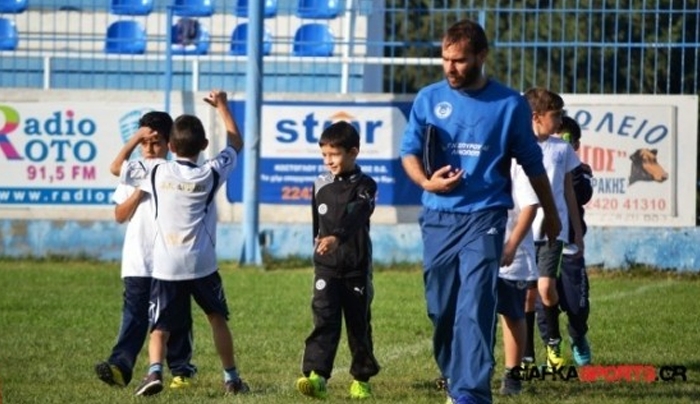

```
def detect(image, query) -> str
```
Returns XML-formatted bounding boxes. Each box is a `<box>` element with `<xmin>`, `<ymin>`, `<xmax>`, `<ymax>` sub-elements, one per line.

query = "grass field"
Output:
<box><xmin>1</xmin><ymin>259</ymin><xmax>699</xmax><ymax>403</ymax></box>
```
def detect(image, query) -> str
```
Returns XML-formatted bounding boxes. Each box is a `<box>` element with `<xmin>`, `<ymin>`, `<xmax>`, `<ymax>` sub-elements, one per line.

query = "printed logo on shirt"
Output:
<box><xmin>318</xmin><ymin>203</ymin><xmax>328</xmax><ymax>215</ymax></box>
<box><xmin>486</xmin><ymin>227</ymin><xmax>499</xmax><ymax>235</ymax></box>
<box><xmin>315</xmin><ymin>279</ymin><xmax>327</xmax><ymax>290</ymax></box>
<box><xmin>434</xmin><ymin>102</ymin><xmax>453</xmax><ymax>119</ymax></box>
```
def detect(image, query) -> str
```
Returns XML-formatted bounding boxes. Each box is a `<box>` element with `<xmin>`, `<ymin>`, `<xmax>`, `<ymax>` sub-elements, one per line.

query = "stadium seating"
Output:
<box><xmin>292</xmin><ymin>23</ymin><xmax>334</xmax><ymax>56</ymax></box>
<box><xmin>109</xmin><ymin>0</ymin><xmax>153</xmax><ymax>16</ymax></box>
<box><xmin>104</xmin><ymin>20</ymin><xmax>147</xmax><ymax>54</ymax></box>
<box><xmin>296</xmin><ymin>0</ymin><xmax>341</xmax><ymax>19</ymax></box>
<box><xmin>235</xmin><ymin>0</ymin><xmax>278</xmax><ymax>18</ymax></box>
<box><xmin>172</xmin><ymin>0</ymin><xmax>213</xmax><ymax>17</ymax></box>
<box><xmin>170</xmin><ymin>19</ymin><xmax>210</xmax><ymax>55</ymax></box>
<box><xmin>230</xmin><ymin>23</ymin><xmax>272</xmax><ymax>56</ymax></box>
<box><xmin>0</xmin><ymin>17</ymin><xmax>18</xmax><ymax>50</ymax></box>
<box><xmin>0</xmin><ymin>0</ymin><xmax>27</xmax><ymax>14</ymax></box>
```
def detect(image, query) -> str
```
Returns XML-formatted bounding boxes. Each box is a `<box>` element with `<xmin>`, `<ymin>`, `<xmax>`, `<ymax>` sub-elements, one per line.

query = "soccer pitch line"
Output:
<box><xmin>332</xmin><ymin>338</ymin><xmax>433</xmax><ymax>377</ymax></box>
<box><xmin>590</xmin><ymin>279</ymin><xmax>677</xmax><ymax>303</ymax></box>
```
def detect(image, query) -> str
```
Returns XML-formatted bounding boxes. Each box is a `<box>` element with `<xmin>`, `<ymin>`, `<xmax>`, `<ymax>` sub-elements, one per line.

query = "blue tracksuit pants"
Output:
<box><xmin>420</xmin><ymin>208</ymin><xmax>506</xmax><ymax>404</ymax></box>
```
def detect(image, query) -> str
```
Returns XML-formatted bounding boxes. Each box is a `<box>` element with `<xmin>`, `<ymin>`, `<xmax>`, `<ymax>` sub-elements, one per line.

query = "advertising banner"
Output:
<box><xmin>225</xmin><ymin>100</ymin><xmax>422</xmax><ymax>205</ymax></box>
<box><xmin>0</xmin><ymin>103</ymin><xmax>173</xmax><ymax>206</ymax></box>
<box><xmin>564</xmin><ymin>95</ymin><xmax>697</xmax><ymax>227</ymax></box>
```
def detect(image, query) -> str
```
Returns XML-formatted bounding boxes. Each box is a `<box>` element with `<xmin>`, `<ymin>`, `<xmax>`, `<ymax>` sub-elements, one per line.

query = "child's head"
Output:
<box><xmin>558</xmin><ymin>115</ymin><xmax>582</xmax><ymax>151</ymax></box>
<box><xmin>318</xmin><ymin>121</ymin><xmax>360</xmax><ymax>175</ymax></box>
<box><xmin>138</xmin><ymin>111</ymin><xmax>172</xmax><ymax>159</ymax></box>
<box><xmin>169</xmin><ymin>114</ymin><xmax>208</xmax><ymax>159</ymax></box>
<box><xmin>524</xmin><ymin>87</ymin><xmax>564</xmax><ymax>137</ymax></box>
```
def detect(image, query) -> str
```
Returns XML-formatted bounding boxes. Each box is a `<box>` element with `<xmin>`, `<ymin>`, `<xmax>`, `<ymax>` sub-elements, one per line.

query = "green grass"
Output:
<box><xmin>0</xmin><ymin>260</ymin><xmax>699</xmax><ymax>403</ymax></box>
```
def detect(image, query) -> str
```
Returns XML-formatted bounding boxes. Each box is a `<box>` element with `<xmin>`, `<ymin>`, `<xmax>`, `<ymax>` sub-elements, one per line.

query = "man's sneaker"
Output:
<box><xmin>571</xmin><ymin>336</ymin><xmax>592</xmax><ymax>366</ymax></box>
<box><xmin>224</xmin><ymin>378</ymin><xmax>250</xmax><ymax>395</ymax></box>
<box><xmin>134</xmin><ymin>372</ymin><xmax>163</xmax><ymax>396</ymax></box>
<box><xmin>94</xmin><ymin>362</ymin><xmax>126</xmax><ymax>387</ymax></box>
<box><xmin>296</xmin><ymin>371</ymin><xmax>328</xmax><ymax>399</ymax></box>
<box><xmin>349</xmin><ymin>380</ymin><xmax>372</xmax><ymax>399</ymax></box>
<box><xmin>546</xmin><ymin>338</ymin><xmax>566</xmax><ymax>370</ymax></box>
<box><xmin>499</xmin><ymin>370</ymin><xmax>522</xmax><ymax>395</ymax></box>
<box><xmin>170</xmin><ymin>375</ymin><xmax>194</xmax><ymax>389</ymax></box>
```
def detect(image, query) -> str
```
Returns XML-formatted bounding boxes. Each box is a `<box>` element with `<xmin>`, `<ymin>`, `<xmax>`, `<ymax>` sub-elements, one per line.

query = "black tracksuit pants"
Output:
<box><xmin>301</xmin><ymin>273</ymin><xmax>380</xmax><ymax>381</ymax></box>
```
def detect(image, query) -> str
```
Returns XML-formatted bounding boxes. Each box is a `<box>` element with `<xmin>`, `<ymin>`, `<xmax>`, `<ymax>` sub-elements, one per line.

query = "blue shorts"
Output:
<box><xmin>496</xmin><ymin>278</ymin><xmax>527</xmax><ymax>320</ymax></box>
<box><xmin>150</xmin><ymin>271</ymin><xmax>229</xmax><ymax>332</ymax></box>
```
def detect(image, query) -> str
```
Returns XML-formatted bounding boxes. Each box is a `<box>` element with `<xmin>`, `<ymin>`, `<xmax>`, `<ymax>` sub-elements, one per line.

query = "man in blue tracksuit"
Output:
<box><xmin>400</xmin><ymin>19</ymin><xmax>561</xmax><ymax>404</ymax></box>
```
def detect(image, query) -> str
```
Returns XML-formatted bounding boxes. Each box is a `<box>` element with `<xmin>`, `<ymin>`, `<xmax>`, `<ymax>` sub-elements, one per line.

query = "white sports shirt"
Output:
<box><xmin>499</xmin><ymin>161</ymin><xmax>539</xmax><ymax>282</ymax></box>
<box><xmin>112</xmin><ymin>158</ymin><xmax>166</xmax><ymax>278</ymax></box>
<box><xmin>122</xmin><ymin>147</ymin><xmax>238</xmax><ymax>281</ymax></box>
<box><xmin>531</xmin><ymin>136</ymin><xmax>580</xmax><ymax>242</ymax></box>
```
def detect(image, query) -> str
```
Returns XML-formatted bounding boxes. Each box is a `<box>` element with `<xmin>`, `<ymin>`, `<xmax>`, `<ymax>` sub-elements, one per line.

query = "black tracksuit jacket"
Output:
<box><xmin>311</xmin><ymin>166</ymin><xmax>377</xmax><ymax>277</ymax></box>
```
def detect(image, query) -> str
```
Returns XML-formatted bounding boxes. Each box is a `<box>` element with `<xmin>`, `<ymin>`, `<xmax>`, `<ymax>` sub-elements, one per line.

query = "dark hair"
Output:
<box><xmin>443</xmin><ymin>19</ymin><xmax>489</xmax><ymax>54</ymax></box>
<box><xmin>138</xmin><ymin>111</ymin><xmax>173</xmax><ymax>142</ymax></box>
<box><xmin>318</xmin><ymin>121</ymin><xmax>360</xmax><ymax>151</ymax></box>
<box><xmin>559</xmin><ymin>116</ymin><xmax>582</xmax><ymax>143</ymax></box>
<box><xmin>523</xmin><ymin>87</ymin><xmax>564</xmax><ymax>114</ymax></box>
<box><xmin>170</xmin><ymin>114</ymin><xmax>207</xmax><ymax>158</ymax></box>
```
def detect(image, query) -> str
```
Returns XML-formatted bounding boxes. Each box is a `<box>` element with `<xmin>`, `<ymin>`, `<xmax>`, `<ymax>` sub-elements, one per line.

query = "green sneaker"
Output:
<box><xmin>571</xmin><ymin>336</ymin><xmax>592</xmax><ymax>366</ymax></box>
<box><xmin>546</xmin><ymin>338</ymin><xmax>566</xmax><ymax>370</ymax></box>
<box><xmin>349</xmin><ymin>380</ymin><xmax>372</xmax><ymax>399</ymax></box>
<box><xmin>296</xmin><ymin>371</ymin><xmax>328</xmax><ymax>399</ymax></box>
<box><xmin>95</xmin><ymin>362</ymin><xmax>126</xmax><ymax>387</ymax></box>
<box><xmin>169</xmin><ymin>375</ymin><xmax>194</xmax><ymax>389</ymax></box>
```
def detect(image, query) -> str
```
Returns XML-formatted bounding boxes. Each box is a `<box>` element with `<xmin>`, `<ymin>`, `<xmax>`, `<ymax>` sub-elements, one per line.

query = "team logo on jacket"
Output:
<box><xmin>316</xmin><ymin>279</ymin><xmax>326</xmax><ymax>290</ymax></box>
<box><xmin>434</xmin><ymin>102</ymin><xmax>453</xmax><ymax>119</ymax></box>
<box><xmin>318</xmin><ymin>203</ymin><xmax>328</xmax><ymax>215</ymax></box>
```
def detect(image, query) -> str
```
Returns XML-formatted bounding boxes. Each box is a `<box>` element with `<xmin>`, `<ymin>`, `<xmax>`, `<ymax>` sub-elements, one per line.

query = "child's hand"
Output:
<box><xmin>204</xmin><ymin>89</ymin><xmax>228</xmax><ymax>108</ymax></box>
<box><xmin>315</xmin><ymin>235</ymin><xmax>339</xmax><ymax>256</ymax></box>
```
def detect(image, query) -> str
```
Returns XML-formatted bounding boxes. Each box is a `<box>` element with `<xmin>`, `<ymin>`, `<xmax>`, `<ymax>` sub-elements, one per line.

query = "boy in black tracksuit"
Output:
<box><xmin>535</xmin><ymin>116</ymin><xmax>593</xmax><ymax>365</ymax></box>
<box><xmin>296</xmin><ymin>121</ymin><xmax>380</xmax><ymax>400</ymax></box>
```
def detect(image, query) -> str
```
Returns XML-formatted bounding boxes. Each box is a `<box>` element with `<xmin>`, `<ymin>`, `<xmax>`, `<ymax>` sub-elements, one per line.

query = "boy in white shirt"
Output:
<box><xmin>95</xmin><ymin>112</ymin><xmax>196</xmax><ymax>389</ymax></box>
<box><xmin>523</xmin><ymin>88</ymin><xmax>583</xmax><ymax>370</ymax></box>
<box><xmin>497</xmin><ymin>161</ymin><xmax>540</xmax><ymax>395</ymax></box>
<box><xmin>125</xmin><ymin>90</ymin><xmax>248</xmax><ymax>397</ymax></box>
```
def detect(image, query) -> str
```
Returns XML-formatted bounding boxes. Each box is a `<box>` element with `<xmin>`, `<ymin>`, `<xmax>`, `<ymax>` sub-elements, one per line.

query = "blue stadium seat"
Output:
<box><xmin>105</xmin><ymin>20</ymin><xmax>147</xmax><ymax>54</ymax></box>
<box><xmin>293</xmin><ymin>23</ymin><xmax>334</xmax><ymax>56</ymax></box>
<box><xmin>230</xmin><ymin>23</ymin><xmax>272</xmax><ymax>56</ymax></box>
<box><xmin>172</xmin><ymin>0</ymin><xmax>213</xmax><ymax>17</ymax></box>
<box><xmin>170</xmin><ymin>20</ymin><xmax>210</xmax><ymax>55</ymax></box>
<box><xmin>110</xmin><ymin>0</ymin><xmax>154</xmax><ymax>16</ymax></box>
<box><xmin>296</xmin><ymin>0</ymin><xmax>341</xmax><ymax>19</ymax></box>
<box><xmin>0</xmin><ymin>17</ymin><xmax>18</xmax><ymax>50</ymax></box>
<box><xmin>0</xmin><ymin>0</ymin><xmax>27</xmax><ymax>14</ymax></box>
<box><xmin>235</xmin><ymin>0</ymin><xmax>277</xmax><ymax>18</ymax></box>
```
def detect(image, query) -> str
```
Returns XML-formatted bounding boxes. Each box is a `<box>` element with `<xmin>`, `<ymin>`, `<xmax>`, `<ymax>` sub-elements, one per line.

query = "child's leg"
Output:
<box><xmin>207</xmin><ymin>313</ymin><xmax>236</xmax><ymax>369</ymax></box>
<box><xmin>148</xmin><ymin>329</ymin><xmax>170</xmax><ymax>368</ymax></box>
<box><xmin>100</xmin><ymin>276</ymin><xmax>151</xmax><ymax>386</ymax></box>
<box><xmin>558</xmin><ymin>255</ymin><xmax>591</xmax><ymax>365</ymax></box>
<box><xmin>501</xmin><ymin>315</ymin><xmax>526</xmax><ymax>369</ymax></box>
<box><xmin>190</xmin><ymin>271</ymin><xmax>248</xmax><ymax>394</ymax></box>
<box><xmin>135</xmin><ymin>279</ymin><xmax>187</xmax><ymax>396</ymax></box>
<box><xmin>534</xmin><ymin>241</ymin><xmax>565</xmax><ymax>368</ymax></box>
<box><xmin>166</xmin><ymin>296</ymin><xmax>197</xmax><ymax>380</ymax></box>
<box><xmin>558</xmin><ymin>255</ymin><xmax>590</xmax><ymax>340</ymax></box>
<box><xmin>301</xmin><ymin>274</ymin><xmax>344</xmax><ymax>380</ymax></box>
<box><xmin>522</xmin><ymin>283</ymin><xmax>537</xmax><ymax>363</ymax></box>
<box><xmin>342</xmin><ymin>275</ymin><xmax>380</xmax><ymax>383</ymax></box>
<box><xmin>496</xmin><ymin>278</ymin><xmax>526</xmax><ymax>395</ymax></box>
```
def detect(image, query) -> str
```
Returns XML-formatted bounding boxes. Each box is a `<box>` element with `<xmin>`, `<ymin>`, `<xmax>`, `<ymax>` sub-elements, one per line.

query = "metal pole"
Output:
<box><xmin>164</xmin><ymin>6</ymin><xmax>173</xmax><ymax>113</ymax></box>
<box><xmin>240</xmin><ymin>0</ymin><xmax>263</xmax><ymax>266</ymax></box>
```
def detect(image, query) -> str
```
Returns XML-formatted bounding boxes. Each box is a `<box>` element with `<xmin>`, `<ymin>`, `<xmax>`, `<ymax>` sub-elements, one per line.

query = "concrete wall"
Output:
<box><xmin>2</xmin><ymin>218</ymin><xmax>700</xmax><ymax>271</ymax></box>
